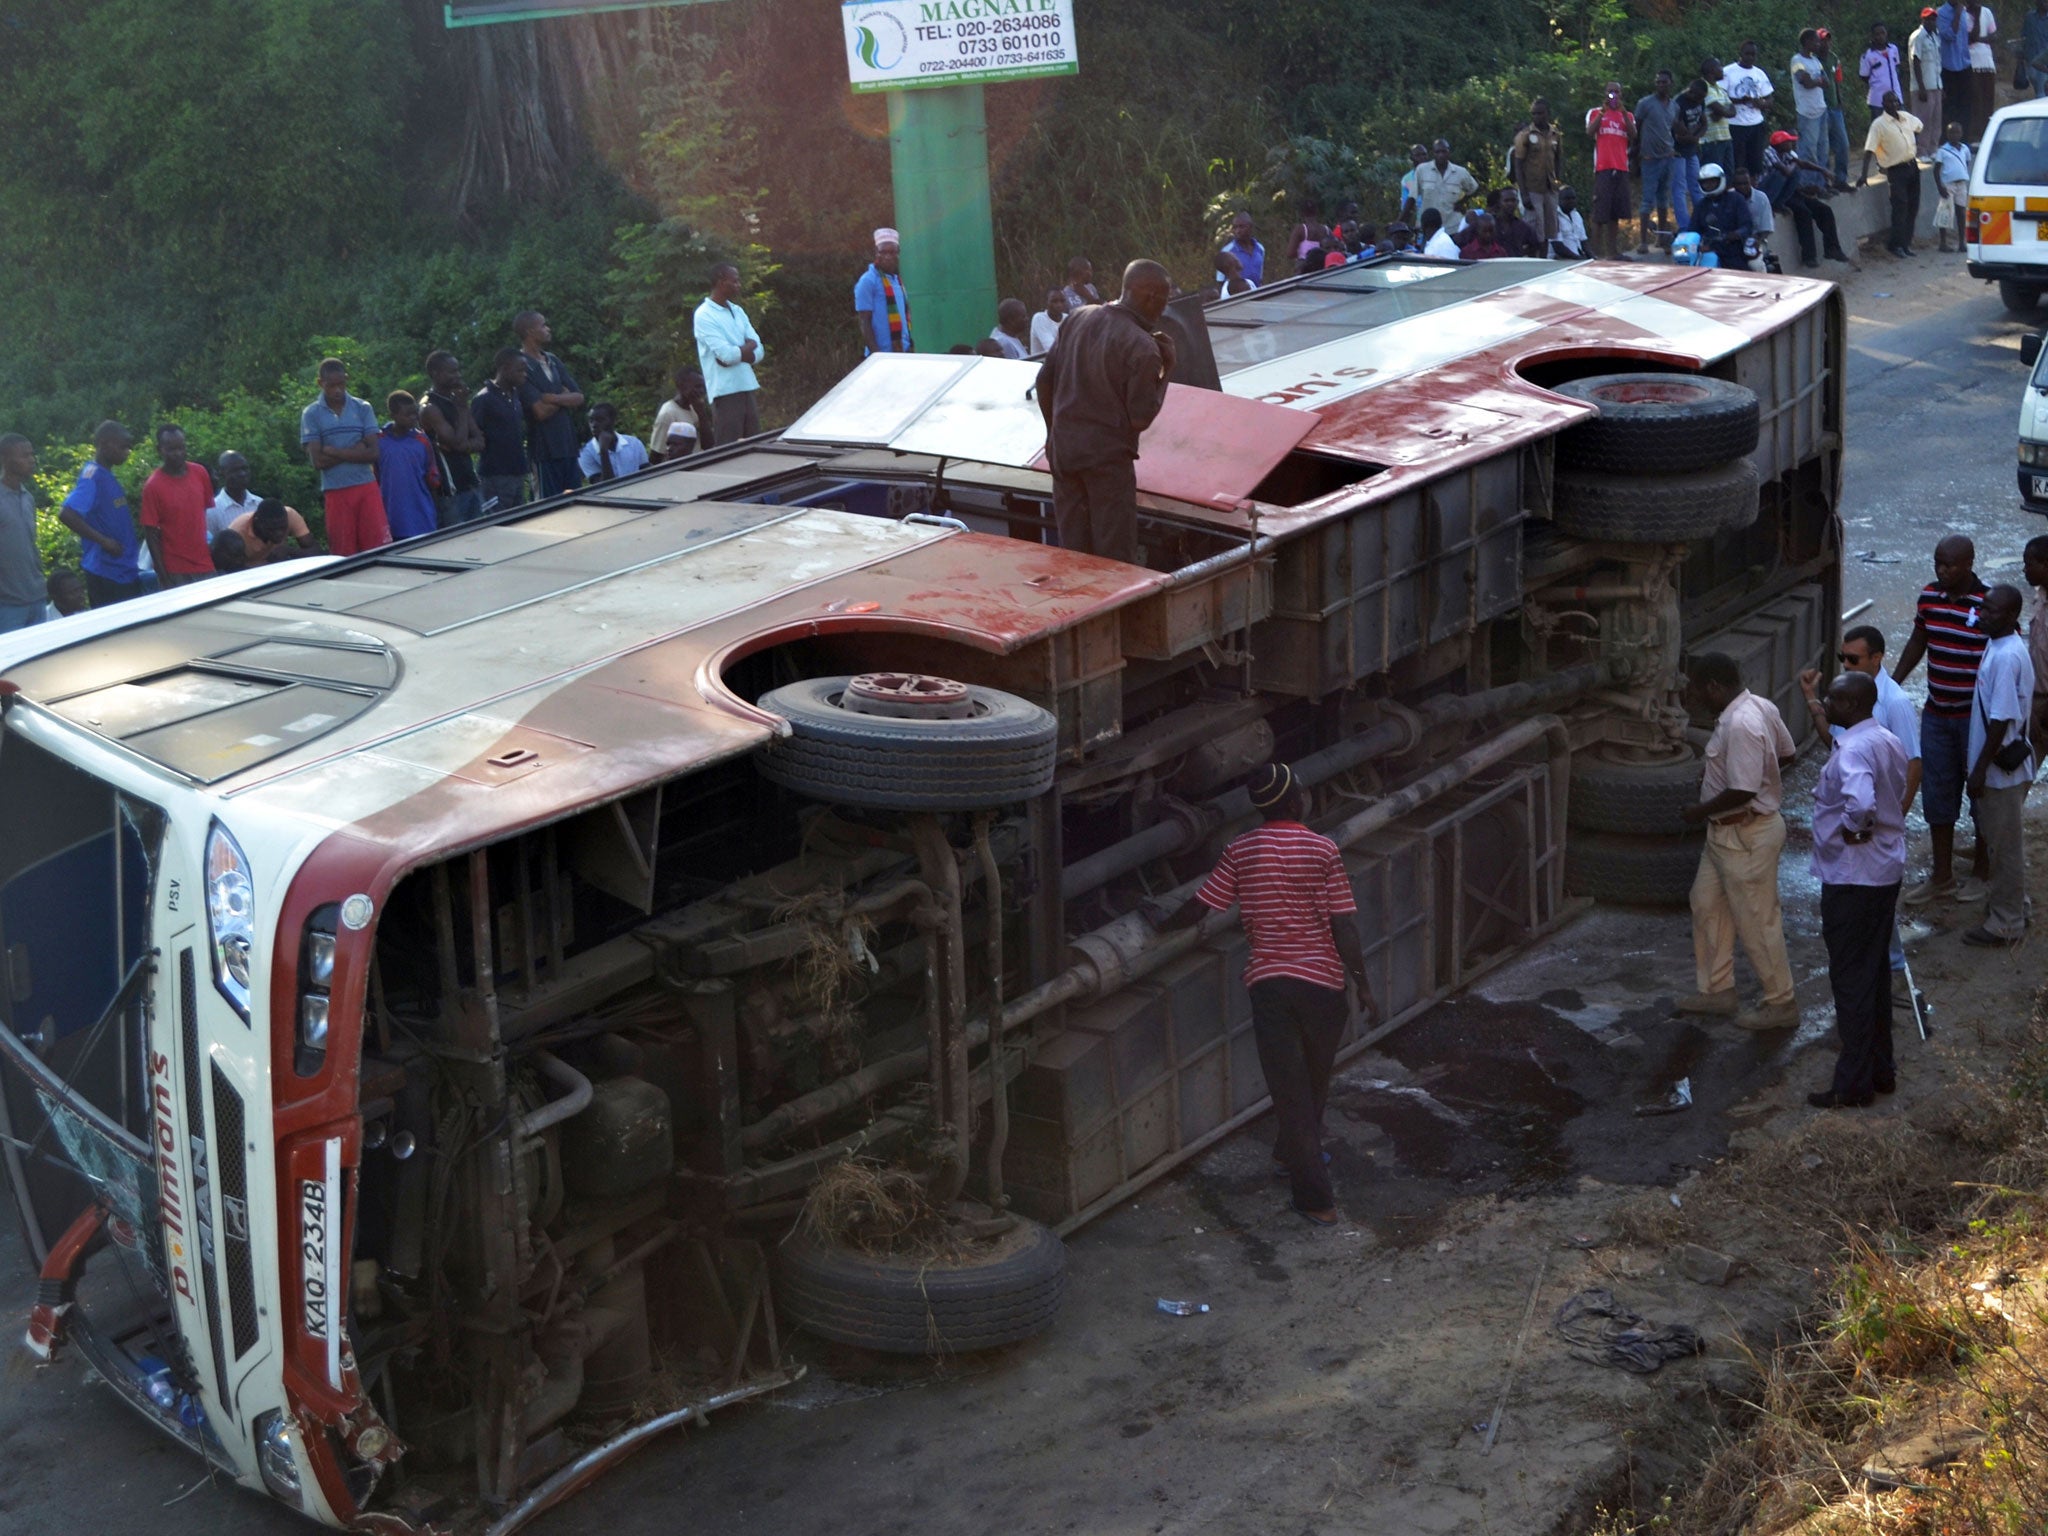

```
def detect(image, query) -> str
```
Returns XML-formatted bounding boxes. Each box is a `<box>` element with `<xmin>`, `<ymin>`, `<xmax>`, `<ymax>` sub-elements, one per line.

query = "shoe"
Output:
<box><xmin>1902</xmin><ymin>878</ymin><xmax>1954</xmax><ymax>907</ymax></box>
<box><xmin>1735</xmin><ymin>1000</ymin><xmax>1800</xmax><ymax>1031</ymax></box>
<box><xmin>1808</xmin><ymin>1088</ymin><xmax>1875</xmax><ymax>1109</ymax></box>
<box><xmin>1271</xmin><ymin>1150</ymin><xmax>1333</xmax><ymax>1180</ymax></box>
<box><xmin>1675</xmin><ymin>989</ymin><xmax>1740</xmax><ymax>1016</ymax></box>
<box><xmin>1962</xmin><ymin>926</ymin><xmax>2021</xmax><ymax>947</ymax></box>
<box><xmin>1954</xmin><ymin>876</ymin><xmax>1989</xmax><ymax>904</ymax></box>
<box><xmin>1898</xmin><ymin>918</ymin><xmax>1937</xmax><ymax>945</ymax></box>
<box><xmin>1874</xmin><ymin>1075</ymin><xmax>1897</xmax><ymax>1095</ymax></box>
<box><xmin>1296</xmin><ymin>1207</ymin><xmax>1340</xmax><ymax>1227</ymax></box>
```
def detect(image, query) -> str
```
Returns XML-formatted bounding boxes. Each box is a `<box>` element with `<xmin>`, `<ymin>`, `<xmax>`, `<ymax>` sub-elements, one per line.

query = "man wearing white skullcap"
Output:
<box><xmin>854</xmin><ymin>228</ymin><xmax>914</xmax><ymax>355</ymax></box>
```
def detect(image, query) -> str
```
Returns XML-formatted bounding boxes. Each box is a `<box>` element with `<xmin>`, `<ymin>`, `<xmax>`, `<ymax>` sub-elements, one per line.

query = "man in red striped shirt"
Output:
<box><xmin>1893</xmin><ymin>534</ymin><xmax>1990</xmax><ymax>904</ymax></box>
<box><xmin>1157</xmin><ymin>763</ymin><xmax>1375</xmax><ymax>1225</ymax></box>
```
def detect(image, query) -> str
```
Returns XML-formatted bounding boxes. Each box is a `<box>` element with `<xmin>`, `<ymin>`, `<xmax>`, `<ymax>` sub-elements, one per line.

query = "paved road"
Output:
<box><xmin>2</xmin><ymin>252</ymin><xmax>2034</xmax><ymax>1534</ymax></box>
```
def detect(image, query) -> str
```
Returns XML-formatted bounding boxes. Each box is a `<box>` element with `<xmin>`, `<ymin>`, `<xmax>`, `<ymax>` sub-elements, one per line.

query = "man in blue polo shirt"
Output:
<box><xmin>854</xmin><ymin>229</ymin><xmax>914</xmax><ymax>355</ymax></box>
<box><xmin>58</xmin><ymin>421</ymin><xmax>141</xmax><ymax>608</ymax></box>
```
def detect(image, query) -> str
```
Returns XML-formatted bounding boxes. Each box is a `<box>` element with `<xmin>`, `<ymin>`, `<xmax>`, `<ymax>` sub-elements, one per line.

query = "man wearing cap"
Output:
<box><xmin>1035</xmin><ymin>260</ymin><xmax>1176</xmax><ymax>566</ymax></box>
<box><xmin>854</xmin><ymin>230</ymin><xmax>914</xmax><ymax>356</ymax></box>
<box><xmin>1153</xmin><ymin>762</ymin><xmax>1376</xmax><ymax>1227</ymax></box>
<box><xmin>1910</xmin><ymin>8</ymin><xmax>1946</xmax><ymax>155</ymax></box>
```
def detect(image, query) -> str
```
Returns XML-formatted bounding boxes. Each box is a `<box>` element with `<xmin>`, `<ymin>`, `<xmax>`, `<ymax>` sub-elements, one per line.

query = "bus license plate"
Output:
<box><xmin>300</xmin><ymin>1178</ymin><xmax>329</xmax><ymax>1341</ymax></box>
<box><xmin>2032</xmin><ymin>475</ymin><xmax>2048</xmax><ymax>500</ymax></box>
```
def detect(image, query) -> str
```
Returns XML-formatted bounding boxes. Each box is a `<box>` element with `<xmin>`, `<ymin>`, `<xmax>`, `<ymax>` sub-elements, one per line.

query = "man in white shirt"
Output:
<box><xmin>208</xmin><ymin>450</ymin><xmax>264</xmax><ymax>537</ymax></box>
<box><xmin>1909</xmin><ymin>9</ymin><xmax>1946</xmax><ymax>154</ymax></box>
<box><xmin>1722</xmin><ymin>42</ymin><xmax>1776</xmax><ymax>175</ymax></box>
<box><xmin>1963</xmin><ymin>584</ymin><xmax>2036</xmax><ymax>945</ymax></box>
<box><xmin>1676</xmin><ymin>651</ymin><xmax>1801</xmax><ymax>1031</ymax></box>
<box><xmin>1970</xmin><ymin>2</ymin><xmax>2000</xmax><ymax>139</ymax></box>
<box><xmin>692</xmin><ymin>262</ymin><xmax>764</xmax><ymax>444</ymax></box>
<box><xmin>1552</xmin><ymin>185</ymin><xmax>1589</xmax><ymax>256</ymax></box>
<box><xmin>577</xmin><ymin>402</ymin><xmax>650</xmax><ymax>483</ymax></box>
<box><xmin>1420</xmin><ymin>208</ymin><xmax>1463</xmax><ymax>258</ymax></box>
<box><xmin>1029</xmin><ymin>289</ymin><xmax>1067</xmax><ymax>354</ymax></box>
<box><xmin>1791</xmin><ymin>31</ymin><xmax>1831</xmax><ymax>166</ymax></box>
<box><xmin>988</xmin><ymin>298</ymin><xmax>1032</xmax><ymax>360</ymax></box>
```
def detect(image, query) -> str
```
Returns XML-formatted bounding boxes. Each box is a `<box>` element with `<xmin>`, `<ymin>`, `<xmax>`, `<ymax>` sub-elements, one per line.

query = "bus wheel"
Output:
<box><xmin>1552</xmin><ymin>458</ymin><xmax>1759</xmax><ymax>543</ymax></box>
<box><xmin>1551</xmin><ymin>372</ymin><xmax>1760</xmax><ymax>475</ymax></box>
<box><xmin>776</xmin><ymin>1216</ymin><xmax>1068</xmax><ymax>1355</ymax></box>
<box><xmin>755</xmin><ymin>674</ymin><xmax>1057</xmax><ymax>811</ymax></box>
<box><xmin>1568</xmin><ymin>745</ymin><xmax>1707</xmax><ymax>836</ymax></box>
<box><xmin>1564</xmin><ymin>830</ymin><xmax>1704</xmax><ymax>907</ymax></box>
<box><xmin>1999</xmin><ymin>280</ymin><xmax>2042</xmax><ymax>314</ymax></box>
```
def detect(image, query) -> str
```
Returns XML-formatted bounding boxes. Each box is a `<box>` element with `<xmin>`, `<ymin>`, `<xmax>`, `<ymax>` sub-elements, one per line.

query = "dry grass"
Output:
<box><xmin>798</xmin><ymin>1158</ymin><xmax>958</xmax><ymax>1260</ymax></box>
<box><xmin>769</xmin><ymin>890</ymin><xmax>875</xmax><ymax>1021</ymax></box>
<box><xmin>1594</xmin><ymin>1004</ymin><xmax>2048</xmax><ymax>1536</ymax></box>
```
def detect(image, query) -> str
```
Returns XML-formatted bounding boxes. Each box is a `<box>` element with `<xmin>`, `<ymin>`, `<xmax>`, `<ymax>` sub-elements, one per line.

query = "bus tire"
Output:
<box><xmin>756</xmin><ymin>676</ymin><xmax>1057</xmax><ymax>811</ymax></box>
<box><xmin>776</xmin><ymin>1217</ymin><xmax>1068</xmax><ymax>1355</ymax></box>
<box><xmin>1551</xmin><ymin>458</ymin><xmax>1759</xmax><ymax>543</ymax></box>
<box><xmin>2000</xmin><ymin>280</ymin><xmax>2041</xmax><ymax>314</ymax></box>
<box><xmin>1565</xmin><ymin>830</ymin><xmax>1704</xmax><ymax>907</ymax></box>
<box><xmin>1551</xmin><ymin>373</ymin><xmax>1761</xmax><ymax>475</ymax></box>
<box><xmin>1569</xmin><ymin>748</ymin><xmax>1707</xmax><ymax>835</ymax></box>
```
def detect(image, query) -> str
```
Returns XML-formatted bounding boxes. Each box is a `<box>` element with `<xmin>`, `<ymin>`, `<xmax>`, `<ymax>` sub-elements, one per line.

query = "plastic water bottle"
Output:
<box><xmin>138</xmin><ymin>1356</ymin><xmax>178</xmax><ymax>1411</ymax></box>
<box><xmin>1156</xmin><ymin>1298</ymin><xmax>1210</xmax><ymax>1316</ymax></box>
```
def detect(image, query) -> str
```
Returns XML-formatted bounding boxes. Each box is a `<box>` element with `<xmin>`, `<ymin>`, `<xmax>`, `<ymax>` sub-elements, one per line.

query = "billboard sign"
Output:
<box><xmin>445</xmin><ymin>0</ymin><xmax>718</xmax><ymax>25</ymax></box>
<box><xmin>843</xmin><ymin>0</ymin><xmax>1078</xmax><ymax>92</ymax></box>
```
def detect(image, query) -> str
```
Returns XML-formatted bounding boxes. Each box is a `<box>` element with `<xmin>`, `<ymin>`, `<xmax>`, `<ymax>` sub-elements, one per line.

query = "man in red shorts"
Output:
<box><xmin>299</xmin><ymin>358</ymin><xmax>391</xmax><ymax>556</ymax></box>
<box><xmin>1153</xmin><ymin>762</ymin><xmax>1376</xmax><ymax>1226</ymax></box>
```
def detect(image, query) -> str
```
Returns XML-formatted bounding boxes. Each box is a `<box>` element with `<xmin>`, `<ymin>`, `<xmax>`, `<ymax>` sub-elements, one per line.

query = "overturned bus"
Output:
<box><xmin>0</xmin><ymin>256</ymin><xmax>1842</xmax><ymax>1530</ymax></box>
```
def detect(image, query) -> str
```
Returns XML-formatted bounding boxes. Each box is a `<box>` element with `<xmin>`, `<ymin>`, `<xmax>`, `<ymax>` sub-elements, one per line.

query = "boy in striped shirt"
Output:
<box><xmin>1893</xmin><ymin>534</ymin><xmax>1990</xmax><ymax>904</ymax></box>
<box><xmin>1156</xmin><ymin>763</ymin><xmax>1375</xmax><ymax>1225</ymax></box>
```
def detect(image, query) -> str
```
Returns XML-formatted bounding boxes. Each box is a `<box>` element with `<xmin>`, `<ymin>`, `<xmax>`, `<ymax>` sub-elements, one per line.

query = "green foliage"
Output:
<box><xmin>0</xmin><ymin>0</ymin><xmax>1892</xmax><ymax>504</ymax></box>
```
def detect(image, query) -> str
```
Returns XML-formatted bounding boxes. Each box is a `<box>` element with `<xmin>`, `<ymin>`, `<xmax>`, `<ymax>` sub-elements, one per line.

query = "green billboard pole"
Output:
<box><xmin>886</xmin><ymin>84</ymin><xmax>999</xmax><ymax>356</ymax></box>
<box><xmin>844</xmin><ymin>0</ymin><xmax>1077</xmax><ymax>353</ymax></box>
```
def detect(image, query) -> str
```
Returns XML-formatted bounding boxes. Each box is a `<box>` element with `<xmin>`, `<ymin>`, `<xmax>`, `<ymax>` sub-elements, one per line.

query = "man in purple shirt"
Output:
<box><xmin>1807</xmin><ymin>671</ymin><xmax>1910</xmax><ymax>1109</ymax></box>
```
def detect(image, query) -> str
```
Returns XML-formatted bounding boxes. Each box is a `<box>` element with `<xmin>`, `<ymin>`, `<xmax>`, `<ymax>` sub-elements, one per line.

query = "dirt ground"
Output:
<box><xmin>4</xmin><ymin>236</ymin><xmax>2045</xmax><ymax>1535</ymax></box>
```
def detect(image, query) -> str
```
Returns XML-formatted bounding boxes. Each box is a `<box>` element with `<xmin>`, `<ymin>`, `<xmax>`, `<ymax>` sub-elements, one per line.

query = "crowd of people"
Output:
<box><xmin>0</xmin><ymin>307</ymin><xmax>733</xmax><ymax>632</ymax></box>
<box><xmin>1679</xmin><ymin>532</ymin><xmax>2048</xmax><ymax>1109</ymax></box>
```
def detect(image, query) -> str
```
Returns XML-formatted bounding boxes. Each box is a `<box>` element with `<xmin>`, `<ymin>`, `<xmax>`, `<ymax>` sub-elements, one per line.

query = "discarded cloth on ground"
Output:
<box><xmin>1552</xmin><ymin>1287</ymin><xmax>1703</xmax><ymax>1373</ymax></box>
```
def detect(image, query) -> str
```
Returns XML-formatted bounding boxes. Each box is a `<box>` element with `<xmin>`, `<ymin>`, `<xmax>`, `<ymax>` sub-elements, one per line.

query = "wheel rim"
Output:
<box><xmin>838</xmin><ymin>672</ymin><xmax>977</xmax><ymax>720</ymax></box>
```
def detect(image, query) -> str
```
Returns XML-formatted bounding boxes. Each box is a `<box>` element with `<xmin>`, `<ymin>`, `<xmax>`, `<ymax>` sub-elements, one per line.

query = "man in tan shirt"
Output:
<box><xmin>1676</xmin><ymin>652</ymin><xmax>1801</xmax><ymax>1030</ymax></box>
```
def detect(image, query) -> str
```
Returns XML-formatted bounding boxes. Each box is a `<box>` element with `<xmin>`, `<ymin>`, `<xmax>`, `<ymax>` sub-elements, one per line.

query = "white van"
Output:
<box><xmin>2018</xmin><ymin>331</ymin><xmax>2048</xmax><ymax>511</ymax></box>
<box><xmin>1968</xmin><ymin>98</ymin><xmax>2048</xmax><ymax>313</ymax></box>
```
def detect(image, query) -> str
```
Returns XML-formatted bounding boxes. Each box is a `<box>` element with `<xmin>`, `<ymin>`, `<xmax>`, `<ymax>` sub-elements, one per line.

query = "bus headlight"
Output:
<box><xmin>205</xmin><ymin>822</ymin><xmax>255</xmax><ymax>1019</ymax></box>
<box><xmin>253</xmin><ymin>1409</ymin><xmax>305</xmax><ymax>1509</ymax></box>
<box><xmin>2021</xmin><ymin>441</ymin><xmax>2048</xmax><ymax>467</ymax></box>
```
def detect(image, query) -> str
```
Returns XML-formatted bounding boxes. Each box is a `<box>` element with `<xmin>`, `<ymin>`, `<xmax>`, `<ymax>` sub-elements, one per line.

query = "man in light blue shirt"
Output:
<box><xmin>1806</xmin><ymin>672</ymin><xmax>1911</xmax><ymax>1108</ymax></box>
<box><xmin>577</xmin><ymin>402</ymin><xmax>651</xmax><ymax>482</ymax></box>
<box><xmin>1964</xmin><ymin>585</ymin><xmax>2036</xmax><ymax>944</ymax></box>
<box><xmin>693</xmin><ymin>263</ymin><xmax>764</xmax><ymax>444</ymax></box>
<box><xmin>853</xmin><ymin>229</ymin><xmax>913</xmax><ymax>355</ymax></box>
<box><xmin>1801</xmin><ymin>623</ymin><xmax>1922</xmax><ymax>975</ymax></box>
